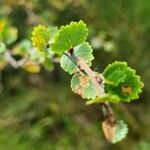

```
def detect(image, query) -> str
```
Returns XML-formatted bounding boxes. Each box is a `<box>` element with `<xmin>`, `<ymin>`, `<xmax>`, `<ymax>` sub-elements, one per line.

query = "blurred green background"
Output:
<box><xmin>0</xmin><ymin>0</ymin><xmax>150</xmax><ymax>149</ymax></box>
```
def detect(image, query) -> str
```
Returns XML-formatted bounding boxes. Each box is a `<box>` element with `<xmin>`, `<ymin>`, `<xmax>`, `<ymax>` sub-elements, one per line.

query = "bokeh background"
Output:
<box><xmin>0</xmin><ymin>0</ymin><xmax>150</xmax><ymax>149</ymax></box>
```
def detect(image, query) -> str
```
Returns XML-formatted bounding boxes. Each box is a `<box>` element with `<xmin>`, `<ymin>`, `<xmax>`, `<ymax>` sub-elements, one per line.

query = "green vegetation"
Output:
<box><xmin>0</xmin><ymin>0</ymin><xmax>149</xmax><ymax>149</ymax></box>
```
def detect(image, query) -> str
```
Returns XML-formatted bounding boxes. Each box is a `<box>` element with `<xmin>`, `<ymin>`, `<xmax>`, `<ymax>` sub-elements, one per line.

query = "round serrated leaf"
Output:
<box><xmin>102</xmin><ymin>120</ymin><xmax>128</xmax><ymax>143</ymax></box>
<box><xmin>60</xmin><ymin>42</ymin><xmax>94</xmax><ymax>74</ymax></box>
<box><xmin>51</xmin><ymin>20</ymin><xmax>88</xmax><ymax>54</ymax></box>
<box><xmin>103</xmin><ymin>61</ymin><xmax>143</xmax><ymax>102</ymax></box>
<box><xmin>71</xmin><ymin>73</ymin><xmax>99</xmax><ymax>99</ymax></box>
<box><xmin>112</xmin><ymin>120</ymin><xmax>128</xmax><ymax>143</ymax></box>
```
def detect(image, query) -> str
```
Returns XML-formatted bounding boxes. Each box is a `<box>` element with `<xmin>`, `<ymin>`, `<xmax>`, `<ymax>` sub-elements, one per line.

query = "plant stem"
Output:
<box><xmin>101</xmin><ymin>102</ymin><xmax>116</xmax><ymax>124</ymax></box>
<box><xmin>3</xmin><ymin>51</ymin><xmax>28</xmax><ymax>68</ymax></box>
<box><xmin>70</xmin><ymin>51</ymin><xmax>105</xmax><ymax>96</ymax></box>
<box><xmin>65</xmin><ymin>49</ymin><xmax>116</xmax><ymax>123</ymax></box>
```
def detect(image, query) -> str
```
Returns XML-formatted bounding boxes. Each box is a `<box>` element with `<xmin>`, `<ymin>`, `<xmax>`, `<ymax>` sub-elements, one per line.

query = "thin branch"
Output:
<box><xmin>4</xmin><ymin>51</ymin><xmax>19</xmax><ymax>68</ymax></box>
<box><xmin>64</xmin><ymin>52</ymin><xmax>77</xmax><ymax>66</ymax></box>
<box><xmin>70</xmin><ymin>51</ymin><xmax>105</xmax><ymax>96</ymax></box>
<box><xmin>3</xmin><ymin>51</ymin><xmax>28</xmax><ymax>69</ymax></box>
<box><xmin>101</xmin><ymin>102</ymin><xmax>116</xmax><ymax>124</ymax></box>
<box><xmin>2</xmin><ymin>49</ymin><xmax>43</xmax><ymax>69</ymax></box>
<box><xmin>65</xmin><ymin>50</ymin><xmax>115</xmax><ymax>124</ymax></box>
<box><xmin>64</xmin><ymin>52</ymin><xmax>85</xmax><ymax>75</ymax></box>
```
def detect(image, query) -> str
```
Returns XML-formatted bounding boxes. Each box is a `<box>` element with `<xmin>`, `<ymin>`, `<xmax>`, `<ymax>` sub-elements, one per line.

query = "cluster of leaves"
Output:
<box><xmin>103</xmin><ymin>61</ymin><xmax>143</xmax><ymax>102</ymax></box>
<box><xmin>0</xmin><ymin>19</ymin><xmax>143</xmax><ymax>143</ymax></box>
<box><xmin>31</xmin><ymin>20</ymin><xmax>143</xmax><ymax>143</ymax></box>
<box><xmin>1</xmin><ymin>20</ymin><xmax>143</xmax><ymax>104</ymax></box>
<box><xmin>42</xmin><ymin>21</ymin><xmax>143</xmax><ymax>103</ymax></box>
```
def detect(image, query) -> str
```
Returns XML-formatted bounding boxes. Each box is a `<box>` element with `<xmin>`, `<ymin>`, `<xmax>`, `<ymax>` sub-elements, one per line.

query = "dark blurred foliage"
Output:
<box><xmin>0</xmin><ymin>0</ymin><xmax>150</xmax><ymax>149</ymax></box>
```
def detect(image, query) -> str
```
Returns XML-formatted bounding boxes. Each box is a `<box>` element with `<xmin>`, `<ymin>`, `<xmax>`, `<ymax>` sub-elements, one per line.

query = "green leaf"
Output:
<box><xmin>103</xmin><ymin>61</ymin><xmax>143</xmax><ymax>102</ymax></box>
<box><xmin>71</xmin><ymin>73</ymin><xmax>99</xmax><ymax>99</ymax></box>
<box><xmin>112</xmin><ymin>120</ymin><xmax>128</xmax><ymax>143</ymax></box>
<box><xmin>60</xmin><ymin>42</ymin><xmax>94</xmax><ymax>74</ymax></box>
<box><xmin>51</xmin><ymin>20</ymin><xmax>88</xmax><ymax>54</ymax></box>
<box><xmin>0</xmin><ymin>41</ymin><xmax>6</xmax><ymax>53</ymax></box>
<box><xmin>86</xmin><ymin>94</ymin><xmax>120</xmax><ymax>105</ymax></box>
<box><xmin>102</xmin><ymin>120</ymin><xmax>128</xmax><ymax>143</ymax></box>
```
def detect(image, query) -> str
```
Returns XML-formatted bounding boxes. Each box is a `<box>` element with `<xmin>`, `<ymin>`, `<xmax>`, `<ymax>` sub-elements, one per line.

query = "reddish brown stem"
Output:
<box><xmin>67</xmin><ymin>49</ymin><xmax>116</xmax><ymax>124</ymax></box>
<box><xmin>101</xmin><ymin>102</ymin><xmax>116</xmax><ymax>124</ymax></box>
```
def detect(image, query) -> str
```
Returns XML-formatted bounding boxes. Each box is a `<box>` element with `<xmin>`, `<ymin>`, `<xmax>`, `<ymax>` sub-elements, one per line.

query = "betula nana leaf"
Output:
<box><xmin>103</xmin><ymin>61</ymin><xmax>143</xmax><ymax>102</ymax></box>
<box><xmin>102</xmin><ymin>120</ymin><xmax>128</xmax><ymax>143</ymax></box>
<box><xmin>60</xmin><ymin>42</ymin><xmax>94</xmax><ymax>74</ymax></box>
<box><xmin>71</xmin><ymin>73</ymin><xmax>99</xmax><ymax>99</ymax></box>
<box><xmin>51</xmin><ymin>20</ymin><xmax>88</xmax><ymax>54</ymax></box>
